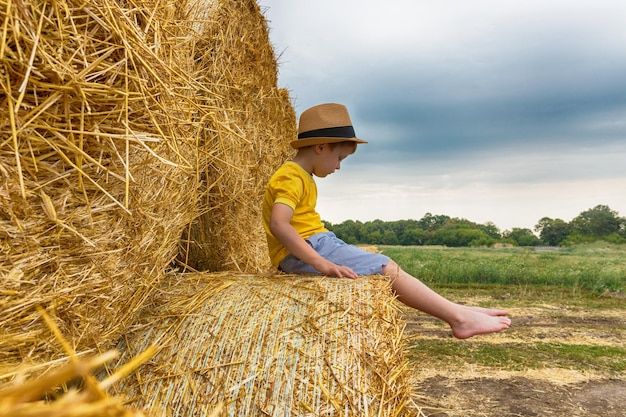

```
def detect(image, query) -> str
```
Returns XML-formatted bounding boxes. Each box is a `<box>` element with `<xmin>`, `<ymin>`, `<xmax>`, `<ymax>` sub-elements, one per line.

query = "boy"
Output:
<box><xmin>262</xmin><ymin>103</ymin><xmax>511</xmax><ymax>339</ymax></box>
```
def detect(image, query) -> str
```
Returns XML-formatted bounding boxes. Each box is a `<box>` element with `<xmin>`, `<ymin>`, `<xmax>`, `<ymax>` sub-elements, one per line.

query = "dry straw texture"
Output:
<box><xmin>178</xmin><ymin>0</ymin><xmax>295</xmax><ymax>273</ymax></box>
<box><xmin>1</xmin><ymin>351</ymin><xmax>147</xmax><ymax>417</ymax></box>
<box><xmin>0</xmin><ymin>307</ymin><xmax>154</xmax><ymax>417</ymax></box>
<box><xmin>112</xmin><ymin>272</ymin><xmax>419</xmax><ymax>417</ymax></box>
<box><xmin>1</xmin><ymin>0</ymin><xmax>293</xmax><ymax>367</ymax></box>
<box><xmin>1</xmin><ymin>0</ymin><xmax>205</xmax><ymax>366</ymax></box>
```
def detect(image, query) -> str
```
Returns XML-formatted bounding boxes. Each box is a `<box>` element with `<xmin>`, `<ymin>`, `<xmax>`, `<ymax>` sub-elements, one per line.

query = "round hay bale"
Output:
<box><xmin>0</xmin><ymin>0</ymin><xmax>203</xmax><ymax>364</ymax></box>
<box><xmin>111</xmin><ymin>272</ymin><xmax>419</xmax><ymax>416</ymax></box>
<box><xmin>0</xmin><ymin>0</ymin><xmax>293</xmax><ymax>365</ymax></box>
<box><xmin>177</xmin><ymin>0</ymin><xmax>295</xmax><ymax>273</ymax></box>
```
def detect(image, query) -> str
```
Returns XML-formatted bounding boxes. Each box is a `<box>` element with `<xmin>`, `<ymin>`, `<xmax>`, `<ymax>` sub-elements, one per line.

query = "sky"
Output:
<box><xmin>258</xmin><ymin>0</ymin><xmax>626</xmax><ymax>232</ymax></box>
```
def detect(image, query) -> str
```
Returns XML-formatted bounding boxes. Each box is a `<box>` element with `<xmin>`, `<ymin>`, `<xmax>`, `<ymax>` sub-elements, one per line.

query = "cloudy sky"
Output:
<box><xmin>259</xmin><ymin>0</ymin><xmax>626</xmax><ymax>232</ymax></box>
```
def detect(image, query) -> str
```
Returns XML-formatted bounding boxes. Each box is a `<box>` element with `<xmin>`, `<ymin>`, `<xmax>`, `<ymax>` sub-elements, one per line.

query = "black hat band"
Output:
<box><xmin>297</xmin><ymin>125</ymin><xmax>356</xmax><ymax>140</ymax></box>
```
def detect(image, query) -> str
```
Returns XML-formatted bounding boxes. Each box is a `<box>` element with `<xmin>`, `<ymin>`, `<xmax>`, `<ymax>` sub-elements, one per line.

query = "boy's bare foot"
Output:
<box><xmin>466</xmin><ymin>305</ymin><xmax>508</xmax><ymax>317</ymax></box>
<box><xmin>450</xmin><ymin>307</ymin><xmax>511</xmax><ymax>339</ymax></box>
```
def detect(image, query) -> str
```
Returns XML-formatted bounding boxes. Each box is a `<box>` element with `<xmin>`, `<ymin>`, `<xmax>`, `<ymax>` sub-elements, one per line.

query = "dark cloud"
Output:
<box><xmin>341</xmin><ymin>58</ymin><xmax>626</xmax><ymax>164</ymax></box>
<box><xmin>277</xmin><ymin>2</ymin><xmax>626</xmax><ymax>163</ymax></box>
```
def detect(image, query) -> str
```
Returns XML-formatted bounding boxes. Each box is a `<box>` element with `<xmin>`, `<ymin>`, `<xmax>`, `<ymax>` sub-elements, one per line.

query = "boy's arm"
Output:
<box><xmin>270</xmin><ymin>203</ymin><xmax>357</xmax><ymax>279</ymax></box>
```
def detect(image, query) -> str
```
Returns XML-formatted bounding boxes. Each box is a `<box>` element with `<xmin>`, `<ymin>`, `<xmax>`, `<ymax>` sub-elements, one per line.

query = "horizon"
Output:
<box><xmin>320</xmin><ymin>202</ymin><xmax>621</xmax><ymax>234</ymax></box>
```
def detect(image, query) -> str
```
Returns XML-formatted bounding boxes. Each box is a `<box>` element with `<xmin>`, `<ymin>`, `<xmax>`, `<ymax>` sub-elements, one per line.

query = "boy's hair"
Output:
<box><xmin>297</xmin><ymin>141</ymin><xmax>358</xmax><ymax>154</ymax></box>
<box><xmin>327</xmin><ymin>141</ymin><xmax>358</xmax><ymax>153</ymax></box>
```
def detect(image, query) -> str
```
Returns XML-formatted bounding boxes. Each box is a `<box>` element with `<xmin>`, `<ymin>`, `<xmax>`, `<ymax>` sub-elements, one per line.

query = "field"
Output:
<box><xmin>378</xmin><ymin>244</ymin><xmax>626</xmax><ymax>417</ymax></box>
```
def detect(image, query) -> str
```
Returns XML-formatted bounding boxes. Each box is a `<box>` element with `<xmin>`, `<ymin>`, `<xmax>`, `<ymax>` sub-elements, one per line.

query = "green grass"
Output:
<box><xmin>379</xmin><ymin>243</ymin><xmax>626</xmax><ymax>293</ymax></box>
<box><xmin>382</xmin><ymin>244</ymin><xmax>626</xmax><ymax>377</ymax></box>
<box><xmin>406</xmin><ymin>284</ymin><xmax>626</xmax><ymax>376</ymax></box>
<box><xmin>409</xmin><ymin>339</ymin><xmax>626</xmax><ymax>375</ymax></box>
<box><xmin>432</xmin><ymin>283</ymin><xmax>626</xmax><ymax>309</ymax></box>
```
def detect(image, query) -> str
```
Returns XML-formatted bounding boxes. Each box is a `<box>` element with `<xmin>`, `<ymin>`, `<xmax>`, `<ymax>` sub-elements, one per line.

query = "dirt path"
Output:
<box><xmin>417</xmin><ymin>376</ymin><xmax>626</xmax><ymax>417</ymax></box>
<box><xmin>401</xmin><ymin>301</ymin><xmax>626</xmax><ymax>417</ymax></box>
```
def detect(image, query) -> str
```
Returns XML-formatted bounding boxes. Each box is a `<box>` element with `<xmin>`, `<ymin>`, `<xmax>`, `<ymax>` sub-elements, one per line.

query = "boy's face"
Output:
<box><xmin>313</xmin><ymin>143</ymin><xmax>354</xmax><ymax>178</ymax></box>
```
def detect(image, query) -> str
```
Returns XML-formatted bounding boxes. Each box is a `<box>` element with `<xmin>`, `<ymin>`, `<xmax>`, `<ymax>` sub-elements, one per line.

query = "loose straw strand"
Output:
<box><xmin>0</xmin><ymin>0</ymin><xmax>11</xmax><ymax>59</ymax></box>
<box><xmin>15</xmin><ymin>0</ymin><xmax>46</xmax><ymax>111</ymax></box>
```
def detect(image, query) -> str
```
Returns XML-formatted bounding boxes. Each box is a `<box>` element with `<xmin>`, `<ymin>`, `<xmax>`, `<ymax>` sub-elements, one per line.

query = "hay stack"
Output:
<box><xmin>178</xmin><ymin>0</ymin><xmax>295</xmax><ymax>272</ymax></box>
<box><xmin>1</xmin><ymin>0</ymin><xmax>202</xmax><ymax>365</ymax></box>
<box><xmin>112</xmin><ymin>272</ymin><xmax>418</xmax><ymax>416</ymax></box>
<box><xmin>0</xmin><ymin>0</ymin><xmax>293</xmax><ymax>366</ymax></box>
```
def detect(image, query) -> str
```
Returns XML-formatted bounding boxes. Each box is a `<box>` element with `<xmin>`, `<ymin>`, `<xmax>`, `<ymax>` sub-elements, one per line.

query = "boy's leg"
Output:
<box><xmin>287</xmin><ymin>232</ymin><xmax>389</xmax><ymax>276</ymax></box>
<box><xmin>383</xmin><ymin>260</ymin><xmax>511</xmax><ymax>339</ymax></box>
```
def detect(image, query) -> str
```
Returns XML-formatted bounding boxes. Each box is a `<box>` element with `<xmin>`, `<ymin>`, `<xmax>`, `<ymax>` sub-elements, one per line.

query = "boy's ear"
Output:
<box><xmin>314</xmin><ymin>143</ymin><xmax>326</xmax><ymax>154</ymax></box>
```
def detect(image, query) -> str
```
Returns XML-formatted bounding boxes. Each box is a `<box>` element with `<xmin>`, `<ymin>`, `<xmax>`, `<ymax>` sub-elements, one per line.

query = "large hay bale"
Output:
<box><xmin>178</xmin><ymin>0</ymin><xmax>295</xmax><ymax>273</ymax></box>
<box><xmin>112</xmin><ymin>273</ymin><xmax>419</xmax><ymax>416</ymax></box>
<box><xmin>0</xmin><ymin>0</ymin><xmax>293</xmax><ymax>366</ymax></box>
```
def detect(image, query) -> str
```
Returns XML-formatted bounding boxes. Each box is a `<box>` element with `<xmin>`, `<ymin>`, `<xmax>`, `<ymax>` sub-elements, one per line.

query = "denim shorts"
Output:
<box><xmin>278</xmin><ymin>232</ymin><xmax>390</xmax><ymax>276</ymax></box>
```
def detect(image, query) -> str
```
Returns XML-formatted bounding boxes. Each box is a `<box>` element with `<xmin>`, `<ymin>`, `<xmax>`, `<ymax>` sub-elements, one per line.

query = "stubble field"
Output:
<box><xmin>378</xmin><ymin>244</ymin><xmax>626</xmax><ymax>417</ymax></box>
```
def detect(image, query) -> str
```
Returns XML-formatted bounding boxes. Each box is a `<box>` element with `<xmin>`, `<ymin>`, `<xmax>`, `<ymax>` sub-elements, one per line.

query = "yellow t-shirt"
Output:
<box><xmin>262</xmin><ymin>161</ymin><xmax>328</xmax><ymax>267</ymax></box>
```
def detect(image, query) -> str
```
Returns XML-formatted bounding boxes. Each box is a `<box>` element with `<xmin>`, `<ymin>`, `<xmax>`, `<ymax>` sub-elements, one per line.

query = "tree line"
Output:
<box><xmin>323</xmin><ymin>205</ymin><xmax>626</xmax><ymax>247</ymax></box>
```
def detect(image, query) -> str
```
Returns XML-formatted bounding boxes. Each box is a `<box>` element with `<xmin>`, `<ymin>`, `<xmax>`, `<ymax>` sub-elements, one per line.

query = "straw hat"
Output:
<box><xmin>290</xmin><ymin>103</ymin><xmax>368</xmax><ymax>149</ymax></box>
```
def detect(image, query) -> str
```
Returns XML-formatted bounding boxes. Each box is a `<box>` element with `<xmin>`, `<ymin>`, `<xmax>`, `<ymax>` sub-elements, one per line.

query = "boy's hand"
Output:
<box><xmin>313</xmin><ymin>259</ymin><xmax>358</xmax><ymax>279</ymax></box>
<box><xmin>270</xmin><ymin>203</ymin><xmax>358</xmax><ymax>279</ymax></box>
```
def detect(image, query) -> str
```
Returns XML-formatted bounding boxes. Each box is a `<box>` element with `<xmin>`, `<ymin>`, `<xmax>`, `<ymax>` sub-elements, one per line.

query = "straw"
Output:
<box><xmin>177</xmin><ymin>0</ymin><xmax>295</xmax><ymax>272</ymax></box>
<box><xmin>1</xmin><ymin>0</ymin><xmax>292</xmax><ymax>366</ymax></box>
<box><xmin>111</xmin><ymin>272</ymin><xmax>421</xmax><ymax>416</ymax></box>
<box><xmin>0</xmin><ymin>306</ymin><xmax>153</xmax><ymax>417</ymax></box>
